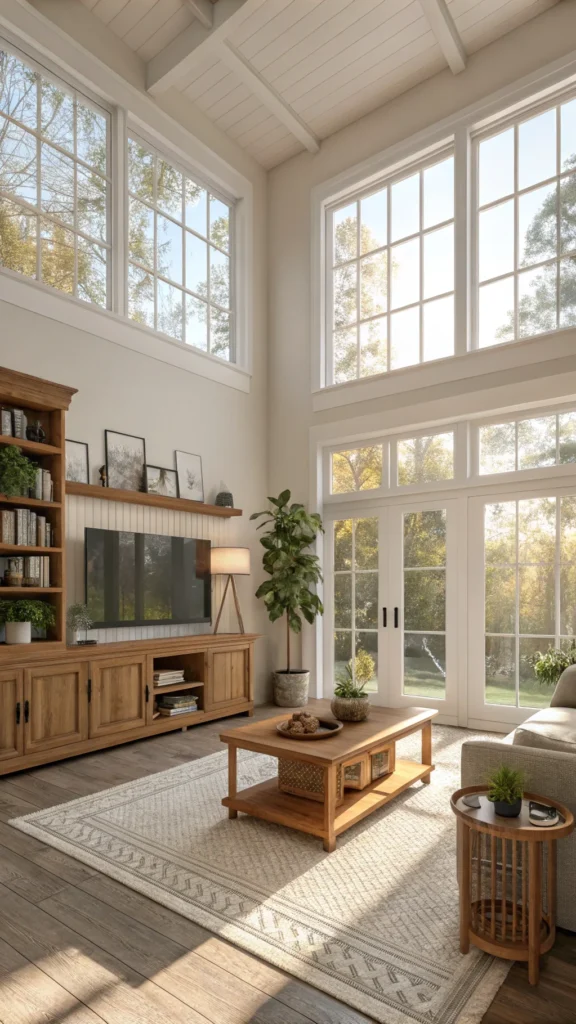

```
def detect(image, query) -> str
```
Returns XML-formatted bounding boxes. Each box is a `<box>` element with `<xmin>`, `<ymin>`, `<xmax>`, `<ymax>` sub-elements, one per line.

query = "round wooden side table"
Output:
<box><xmin>451</xmin><ymin>786</ymin><xmax>574</xmax><ymax>985</ymax></box>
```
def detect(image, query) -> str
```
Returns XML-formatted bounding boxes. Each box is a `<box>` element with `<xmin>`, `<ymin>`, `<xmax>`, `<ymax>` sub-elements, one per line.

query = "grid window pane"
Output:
<box><xmin>127</xmin><ymin>133</ymin><xmax>234</xmax><ymax>360</ymax></box>
<box><xmin>484</xmin><ymin>495</ymin><xmax>574</xmax><ymax>710</ymax></box>
<box><xmin>397</xmin><ymin>431</ymin><xmax>454</xmax><ymax>485</ymax></box>
<box><xmin>477</xmin><ymin>99</ymin><xmax>573</xmax><ymax>348</ymax></box>
<box><xmin>333</xmin><ymin>518</ymin><xmax>379</xmax><ymax>693</ymax></box>
<box><xmin>479</xmin><ymin>412</ymin><xmax>576</xmax><ymax>475</ymax></box>
<box><xmin>0</xmin><ymin>47</ymin><xmax>111</xmax><ymax>307</ymax></box>
<box><xmin>329</xmin><ymin>154</ymin><xmax>454</xmax><ymax>383</ymax></box>
<box><xmin>331</xmin><ymin>445</ymin><xmax>382</xmax><ymax>494</ymax></box>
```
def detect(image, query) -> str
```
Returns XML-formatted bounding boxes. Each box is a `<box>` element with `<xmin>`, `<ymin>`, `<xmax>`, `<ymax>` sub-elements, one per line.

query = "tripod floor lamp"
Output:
<box><xmin>211</xmin><ymin>547</ymin><xmax>251</xmax><ymax>634</ymax></box>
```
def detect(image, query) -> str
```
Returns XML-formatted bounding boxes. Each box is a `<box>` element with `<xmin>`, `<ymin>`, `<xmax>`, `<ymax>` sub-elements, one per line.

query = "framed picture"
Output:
<box><xmin>176</xmin><ymin>450</ymin><xmax>204</xmax><ymax>502</ymax></box>
<box><xmin>146</xmin><ymin>465</ymin><xmax>179</xmax><ymax>497</ymax></box>
<box><xmin>65</xmin><ymin>439</ymin><xmax>90</xmax><ymax>484</ymax></box>
<box><xmin>105</xmin><ymin>430</ymin><xmax>146</xmax><ymax>492</ymax></box>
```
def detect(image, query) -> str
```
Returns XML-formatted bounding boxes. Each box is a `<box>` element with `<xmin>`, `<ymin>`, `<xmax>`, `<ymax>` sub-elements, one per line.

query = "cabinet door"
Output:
<box><xmin>0</xmin><ymin>670</ymin><xmax>24</xmax><ymax>761</ymax></box>
<box><xmin>89</xmin><ymin>655</ymin><xmax>148</xmax><ymax>738</ymax></box>
<box><xmin>24</xmin><ymin>662</ymin><xmax>89</xmax><ymax>755</ymax></box>
<box><xmin>206</xmin><ymin>648</ymin><xmax>250</xmax><ymax>710</ymax></box>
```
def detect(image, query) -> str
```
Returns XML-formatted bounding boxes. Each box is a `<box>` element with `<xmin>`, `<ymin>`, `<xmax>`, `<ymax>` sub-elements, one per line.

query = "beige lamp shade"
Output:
<box><xmin>211</xmin><ymin>546</ymin><xmax>251</xmax><ymax>576</ymax></box>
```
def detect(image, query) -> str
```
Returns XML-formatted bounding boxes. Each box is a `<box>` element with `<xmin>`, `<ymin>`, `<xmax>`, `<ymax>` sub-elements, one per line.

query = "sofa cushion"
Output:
<box><xmin>513</xmin><ymin>707</ymin><xmax>576</xmax><ymax>753</ymax></box>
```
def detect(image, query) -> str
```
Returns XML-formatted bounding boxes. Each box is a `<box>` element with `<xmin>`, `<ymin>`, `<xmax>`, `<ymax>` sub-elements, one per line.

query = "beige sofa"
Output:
<box><xmin>461</xmin><ymin>667</ymin><xmax>576</xmax><ymax>931</ymax></box>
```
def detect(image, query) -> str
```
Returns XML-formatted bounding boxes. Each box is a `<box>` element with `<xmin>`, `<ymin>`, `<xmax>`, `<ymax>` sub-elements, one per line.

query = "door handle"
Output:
<box><xmin>15</xmin><ymin>701</ymin><xmax>20</xmax><ymax>725</ymax></box>
<box><xmin>87</xmin><ymin>678</ymin><xmax>92</xmax><ymax>703</ymax></box>
<box><xmin>24</xmin><ymin>699</ymin><xmax>29</xmax><ymax>723</ymax></box>
<box><xmin>382</xmin><ymin>607</ymin><xmax>387</xmax><ymax>627</ymax></box>
<box><xmin>394</xmin><ymin>607</ymin><xmax>399</xmax><ymax>628</ymax></box>
<box><xmin>145</xmin><ymin>684</ymin><xmax>150</xmax><ymax>703</ymax></box>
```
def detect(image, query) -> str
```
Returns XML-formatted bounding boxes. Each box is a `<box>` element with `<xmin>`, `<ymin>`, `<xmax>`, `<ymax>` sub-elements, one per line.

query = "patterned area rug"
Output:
<box><xmin>12</xmin><ymin>726</ymin><xmax>508</xmax><ymax>1024</ymax></box>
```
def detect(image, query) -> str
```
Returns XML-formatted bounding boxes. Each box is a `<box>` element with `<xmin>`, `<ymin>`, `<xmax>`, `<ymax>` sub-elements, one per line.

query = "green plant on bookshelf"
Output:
<box><xmin>0</xmin><ymin>598</ymin><xmax>56</xmax><ymax>645</ymax></box>
<box><xmin>0</xmin><ymin>446</ymin><xmax>37</xmax><ymax>497</ymax></box>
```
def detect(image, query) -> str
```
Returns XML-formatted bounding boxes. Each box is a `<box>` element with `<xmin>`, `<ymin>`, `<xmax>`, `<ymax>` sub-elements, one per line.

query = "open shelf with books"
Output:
<box><xmin>0</xmin><ymin>366</ymin><xmax>76</xmax><ymax>649</ymax></box>
<box><xmin>152</xmin><ymin>652</ymin><xmax>205</xmax><ymax>718</ymax></box>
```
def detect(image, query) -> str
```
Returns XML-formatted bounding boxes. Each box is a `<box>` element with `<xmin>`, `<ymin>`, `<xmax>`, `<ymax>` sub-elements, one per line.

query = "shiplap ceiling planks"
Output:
<box><xmin>78</xmin><ymin>0</ymin><xmax>561</xmax><ymax>167</ymax></box>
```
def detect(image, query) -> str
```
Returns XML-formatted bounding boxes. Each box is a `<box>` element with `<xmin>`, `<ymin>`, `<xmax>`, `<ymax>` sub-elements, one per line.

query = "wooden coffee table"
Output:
<box><xmin>220</xmin><ymin>700</ymin><xmax>437</xmax><ymax>852</ymax></box>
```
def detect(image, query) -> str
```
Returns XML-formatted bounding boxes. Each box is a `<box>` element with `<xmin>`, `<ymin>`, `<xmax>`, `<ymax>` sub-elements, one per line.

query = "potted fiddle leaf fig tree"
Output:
<box><xmin>251</xmin><ymin>490</ymin><xmax>324</xmax><ymax>707</ymax></box>
<box><xmin>0</xmin><ymin>599</ymin><xmax>56</xmax><ymax>644</ymax></box>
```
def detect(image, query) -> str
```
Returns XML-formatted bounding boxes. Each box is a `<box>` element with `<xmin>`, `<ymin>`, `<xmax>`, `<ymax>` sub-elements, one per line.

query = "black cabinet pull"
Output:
<box><xmin>87</xmin><ymin>678</ymin><xmax>92</xmax><ymax>703</ymax></box>
<box><xmin>145</xmin><ymin>684</ymin><xmax>150</xmax><ymax>703</ymax></box>
<box><xmin>15</xmin><ymin>702</ymin><xmax>20</xmax><ymax>725</ymax></box>
<box><xmin>382</xmin><ymin>607</ymin><xmax>387</xmax><ymax>627</ymax></box>
<box><xmin>24</xmin><ymin>699</ymin><xmax>29</xmax><ymax>723</ymax></box>
<box><xmin>394</xmin><ymin>607</ymin><xmax>399</xmax><ymax>628</ymax></box>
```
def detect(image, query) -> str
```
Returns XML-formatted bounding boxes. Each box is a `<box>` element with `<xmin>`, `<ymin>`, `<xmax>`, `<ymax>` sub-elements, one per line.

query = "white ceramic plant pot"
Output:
<box><xmin>67</xmin><ymin>628</ymin><xmax>80</xmax><ymax>645</ymax></box>
<box><xmin>5</xmin><ymin>621</ymin><xmax>31</xmax><ymax>644</ymax></box>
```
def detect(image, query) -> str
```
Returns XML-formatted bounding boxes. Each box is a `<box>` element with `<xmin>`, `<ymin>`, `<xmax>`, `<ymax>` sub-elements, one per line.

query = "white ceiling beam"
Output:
<box><xmin>419</xmin><ymin>0</ymin><xmax>466</xmax><ymax>74</ymax></box>
<box><xmin>218</xmin><ymin>42</ymin><xmax>320</xmax><ymax>154</ymax></box>
<box><xmin>185</xmin><ymin>0</ymin><xmax>214</xmax><ymax>30</ymax></box>
<box><xmin>146</xmin><ymin>0</ymin><xmax>258</xmax><ymax>95</ymax></box>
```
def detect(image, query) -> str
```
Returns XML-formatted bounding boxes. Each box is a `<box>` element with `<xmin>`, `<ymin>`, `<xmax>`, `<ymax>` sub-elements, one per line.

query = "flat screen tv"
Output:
<box><xmin>85</xmin><ymin>528</ymin><xmax>211</xmax><ymax>628</ymax></box>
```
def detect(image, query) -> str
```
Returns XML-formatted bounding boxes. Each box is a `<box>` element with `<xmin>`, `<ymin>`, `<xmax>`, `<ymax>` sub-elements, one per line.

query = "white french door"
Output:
<box><xmin>325</xmin><ymin>498</ymin><xmax>459</xmax><ymax>721</ymax></box>
<box><xmin>468</xmin><ymin>487</ymin><xmax>576</xmax><ymax>727</ymax></box>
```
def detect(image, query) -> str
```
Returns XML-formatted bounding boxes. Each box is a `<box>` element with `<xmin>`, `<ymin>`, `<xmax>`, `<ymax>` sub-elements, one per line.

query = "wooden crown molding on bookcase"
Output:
<box><xmin>66</xmin><ymin>481</ymin><xmax>242</xmax><ymax>517</ymax></box>
<box><xmin>0</xmin><ymin>366</ymin><xmax>77</xmax><ymax>410</ymax></box>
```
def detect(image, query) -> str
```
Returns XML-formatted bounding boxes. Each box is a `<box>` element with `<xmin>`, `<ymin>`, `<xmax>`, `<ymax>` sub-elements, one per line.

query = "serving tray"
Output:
<box><xmin>276</xmin><ymin>719</ymin><xmax>343</xmax><ymax>740</ymax></box>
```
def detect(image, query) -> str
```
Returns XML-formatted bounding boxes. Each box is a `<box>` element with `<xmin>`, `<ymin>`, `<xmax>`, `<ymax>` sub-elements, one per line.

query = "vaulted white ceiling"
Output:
<box><xmin>79</xmin><ymin>0</ymin><xmax>560</xmax><ymax>168</ymax></box>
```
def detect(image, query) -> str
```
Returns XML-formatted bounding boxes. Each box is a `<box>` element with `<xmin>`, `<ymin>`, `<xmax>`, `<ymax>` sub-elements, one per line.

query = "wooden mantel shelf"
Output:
<box><xmin>66</xmin><ymin>481</ymin><xmax>242</xmax><ymax>517</ymax></box>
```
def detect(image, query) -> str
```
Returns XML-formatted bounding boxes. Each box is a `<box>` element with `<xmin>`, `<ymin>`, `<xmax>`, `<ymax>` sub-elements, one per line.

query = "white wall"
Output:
<box><xmin>267</xmin><ymin>1</ymin><xmax>576</xmax><ymax>673</ymax></box>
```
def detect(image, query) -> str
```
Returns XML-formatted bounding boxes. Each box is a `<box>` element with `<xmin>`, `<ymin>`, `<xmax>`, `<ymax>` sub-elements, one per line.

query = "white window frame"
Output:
<box><xmin>125</xmin><ymin>127</ymin><xmax>236</xmax><ymax>361</ymax></box>
<box><xmin>0</xmin><ymin>21</ymin><xmax>253</xmax><ymax>392</ymax></box>
<box><xmin>0</xmin><ymin>37</ymin><xmax>113</xmax><ymax>308</ymax></box>
<box><xmin>312</xmin><ymin>48</ymin><xmax>576</xmax><ymax>411</ymax></box>
<box><xmin>472</xmin><ymin>84</ymin><xmax>576</xmax><ymax>350</ymax></box>
<box><xmin>470</xmin><ymin>402</ymin><xmax>576</xmax><ymax>486</ymax></box>
<box><xmin>326</xmin><ymin>144</ymin><xmax>455</xmax><ymax>386</ymax></box>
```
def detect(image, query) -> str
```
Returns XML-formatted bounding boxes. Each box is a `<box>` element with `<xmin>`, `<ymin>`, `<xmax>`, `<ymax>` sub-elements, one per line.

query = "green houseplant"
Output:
<box><xmin>0</xmin><ymin>446</ymin><xmax>37</xmax><ymax>497</ymax></box>
<box><xmin>487</xmin><ymin>764</ymin><xmax>525</xmax><ymax>818</ymax></box>
<box><xmin>66</xmin><ymin>603</ymin><xmax>93</xmax><ymax>645</ymax></box>
<box><xmin>331</xmin><ymin>653</ymin><xmax>374</xmax><ymax>721</ymax></box>
<box><xmin>0</xmin><ymin>599</ymin><xmax>56</xmax><ymax>644</ymax></box>
<box><xmin>251</xmin><ymin>490</ymin><xmax>324</xmax><ymax>707</ymax></box>
<box><xmin>531</xmin><ymin>641</ymin><xmax>576</xmax><ymax>688</ymax></box>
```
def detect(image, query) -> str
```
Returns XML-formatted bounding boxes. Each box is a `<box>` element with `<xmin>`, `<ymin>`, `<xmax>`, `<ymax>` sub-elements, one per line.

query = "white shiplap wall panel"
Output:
<box><xmin>238</xmin><ymin>0</ymin><xmax>338</xmax><ymax>63</ymax></box>
<box><xmin>137</xmin><ymin>5</ymin><xmax>194</xmax><ymax>60</ymax></box>
<box><xmin>232</xmin><ymin>111</ymin><xmax>291</xmax><ymax>148</ymax></box>
<box><xmin>192</xmin><ymin>72</ymin><xmax>245</xmax><ymax>115</ymax></box>
<box><xmin>456</xmin><ymin>0</ymin><xmax>558</xmax><ymax>52</ymax></box>
<box><xmin>310</xmin><ymin>46</ymin><xmax>446</xmax><ymax>138</ymax></box>
<box><xmin>66</xmin><ymin>495</ymin><xmax>231</xmax><ymax>643</ymax></box>
<box><xmin>108</xmin><ymin>0</ymin><xmax>161</xmax><ymax>38</ymax></box>
<box><xmin>180</xmin><ymin>55</ymin><xmax>222</xmax><ymax>94</ymax></box>
<box><xmin>250</xmin><ymin>131</ymin><xmax>303</xmax><ymax>168</ymax></box>
<box><xmin>184</xmin><ymin>60</ymin><xmax>233</xmax><ymax>102</ymax></box>
<box><xmin>123</xmin><ymin>0</ymin><xmax>191</xmax><ymax>54</ymax></box>
<box><xmin>292</xmin><ymin>15</ymin><xmax>435</xmax><ymax>123</ymax></box>
<box><xmin>225</xmin><ymin>103</ymin><xmax>272</xmax><ymax>139</ymax></box>
<box><xmin>216</xmin><ymin>93</ymin><xmax>265</xmax><ymax>133</ymax></box>
<box><xmin>90</xmin><ymin>0</ymin><xmax>130</xmax><ymax>25</ymax></box>
<box><xmin>232</xmin><ymin>0</ymin><xmax>293</xmax><ymax>47</ymax></box>
<box><xmin>280</xmin><ymin>2</ymin><xmax>429</xmax><ymax>108</ymax></box>
<box><xmin>204</xmin><ymin>82</ymin><xmax>255</xmax><ymax>122</ymax></box>
<box><xmin>248</xmin><ymin>0</ymin><xmax>386</xmax><ymax>79</ymax></box>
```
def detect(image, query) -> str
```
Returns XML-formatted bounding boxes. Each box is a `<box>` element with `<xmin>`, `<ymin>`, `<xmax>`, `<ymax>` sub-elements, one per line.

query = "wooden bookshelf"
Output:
<box><xmin>66</xmin><ymin>481</ymin><xmax>242</xmax><ymax>517</ymax></box>
<box><xmin>0</xmin><ymin>366</ymin><xmax>77</xmax><ymax>646</ymax></box>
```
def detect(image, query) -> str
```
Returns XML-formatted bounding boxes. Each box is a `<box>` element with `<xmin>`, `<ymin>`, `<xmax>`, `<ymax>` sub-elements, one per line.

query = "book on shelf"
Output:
<box><xmin>157</xmin><ymin>693</ymin><xmax>198</xmax><ymax>705</ymax></box>
<box><xmin>12</xmin><ymin>409</ymin><xmax>26</xmax><ymax>440</ymax></box>
<box><xmin>28</xmin><ymin>511</ymin><xmax>36</xmax><ymax>546</ymax></box>
<box><xmin>153</xmin><ymin>671</ymin><xmax>186</xmax><ymax>684</ymax></box>
<box><xmin>45</xmin><ymin>522</ymin><xmax>51</xmax><ymax>547</ymax></box>
<box><xmin>42</xmin><ymin>470</ymin><xmax>53</xmax><ymax>502</ymax></box>
<box><xmin>1</xmin><ymin>409</ymin><xmax>12</xmax><ymax>436</ymax></box>
<box><xmin>0</xmin><ymin>510</ymin><xmax>15</xmax><ymax>544</ymax></box>
<box><xmin>33</xmin><ymin>467</ymin><xmax>43</xmax><ymax>500</ymax></box>
<box><xmin>158</xmin><ymin>706</ymin><xmax>199</xmax><ymax>716</ymax></box>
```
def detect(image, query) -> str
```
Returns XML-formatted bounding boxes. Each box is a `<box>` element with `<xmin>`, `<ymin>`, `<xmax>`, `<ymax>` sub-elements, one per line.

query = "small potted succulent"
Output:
<box><xmin>0</xmin><ymin>599</ymin><xmax>56</xmax><ymax>644</ymax></box>
<box><xmin>66</xmin><ymin>603</ymin><xmax>93</xmax><ymax>645</ymax></box>
<box><xmin>331</xmin><ymin>654</ymin><xmax>373</xmax><ymax>722</ymax></box>
<box><xmin>0</xmin><ymin>446</ymin><xmax>37</xmax><ymax>497</ymax></box>
<box><xmin>487</xmin><ymin>764</ymin><xmax>525</xmax><ymax>818</ymax></box>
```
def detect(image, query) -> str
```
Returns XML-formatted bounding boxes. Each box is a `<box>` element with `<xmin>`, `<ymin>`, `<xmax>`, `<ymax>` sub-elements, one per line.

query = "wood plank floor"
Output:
<box><xmin>0</xmin><ymin>706</ymin><xmax>574</xmax><ymax>1024</ymax></box>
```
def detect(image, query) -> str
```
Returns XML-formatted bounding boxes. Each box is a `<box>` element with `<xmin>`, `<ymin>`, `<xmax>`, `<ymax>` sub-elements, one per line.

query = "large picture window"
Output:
<box><xmin>476</xmin><ymin>97</ymin><xmax>576</xmax><ymax>348</ymax></box>
<box><xmin>0</xmin><ymin>47</ymin><xmax>110</xmax><ymax>307</ymax></box>
<box><xmin>328</xmin><ymin>153</ymin><xmax>454</xmax><ymax>384</ymax></box>
<box><xmin>127</xmin><ymin>134</ymin><xmax>233</xmax><ymax>361</ymax></box>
